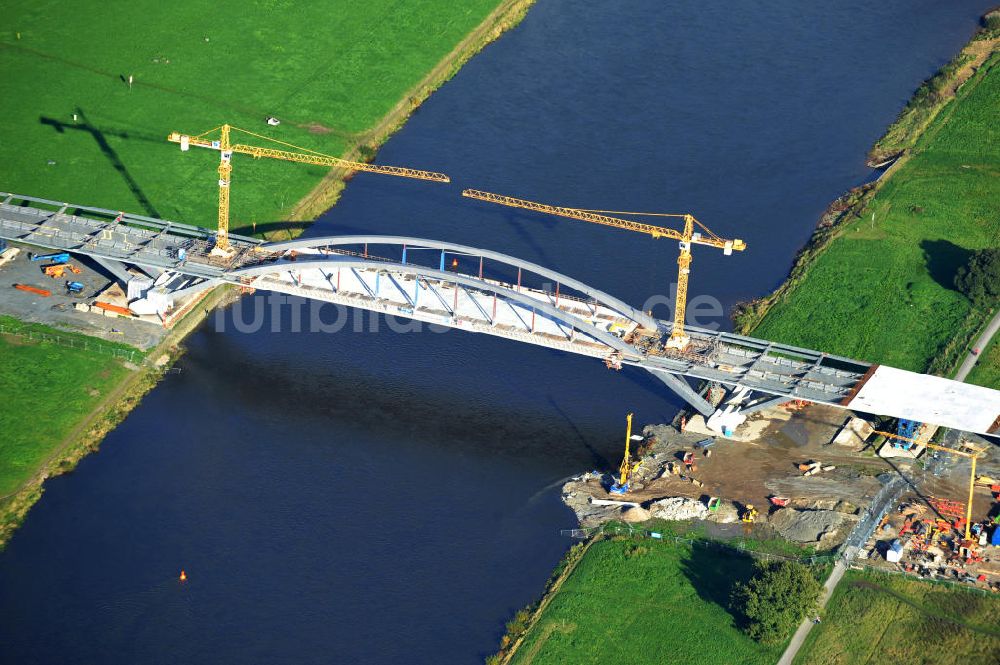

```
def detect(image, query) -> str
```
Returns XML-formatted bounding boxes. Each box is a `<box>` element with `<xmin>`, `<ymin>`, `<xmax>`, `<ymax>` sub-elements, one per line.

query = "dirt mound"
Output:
<box><xmin>621</xmin><ymin>506</ymin><xmax>651</xmax><ymax>523</ymax></box>
<box><xmin>769</xmin><ymin>508</ymin><xmax>856</xmax><ymax>549</ymax></box>
<box><xmin>711</xmin><ymin>502</ymin><xmax>741</xmax><ymax>524</ymax></box>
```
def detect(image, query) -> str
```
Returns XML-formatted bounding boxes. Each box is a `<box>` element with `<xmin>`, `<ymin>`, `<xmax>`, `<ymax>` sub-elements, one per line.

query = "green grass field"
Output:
<box><xmin>795</xmin><ymin>570</ymin><xmax>1000</xmax><ymax>665</ymax></box>
<box><xmin>1</xmin><ymin>0</ymin><xmax>502</xmax><ymax>232</ymax></box>
<box><xmin>509</xmin><ymin>538</ymin><xmax>787</xmax><ymax>665</ymax></box>
<box><xmin>752</xmin><ymin>54</ymin><xmax>1000</xmax><ymax>382</ymax></box>
<box><xmin>0</xmin><ymin>317</ymin><xmax>138</xmax><ymax>496</ymax></box>
<box><xmin>967</xmin><ymin>333</ymin><xmax>1000</xmax><ymax>388</ymax></box>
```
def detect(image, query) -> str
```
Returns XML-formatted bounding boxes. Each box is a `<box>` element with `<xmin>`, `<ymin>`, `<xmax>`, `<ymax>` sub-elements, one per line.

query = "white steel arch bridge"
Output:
<box><xmin>1</xmin><ymin>192</ymin><xmax>997</xmax><ymax>436</ymax></box>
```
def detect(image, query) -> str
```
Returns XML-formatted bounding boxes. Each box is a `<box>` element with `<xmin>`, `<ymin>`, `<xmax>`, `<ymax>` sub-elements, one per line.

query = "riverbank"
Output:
<box><xmin>0</xmin><ymin>285</ymin><xmax>238</xmax><ymax>546</ymax></box>
<box><xmin>735</xmin><ymin>19</ymin><xmax>1000</xmax><ymax>382</ymax></box>
<box><xmin>289</xmin><ymin>0</ymin><xmax>536</xmax><ymax>222</ymax></box>
<box><xmin>0</xmin><ymin>0</ymin><xmax>532</xmax><ymax>231</ymax></box>
<box><xmin>495</xmin><ymin>532</ymin><xmax>811</xmax><ymax>665</ymax></box>
<box><xmin>0</xmin><ymin>0</ymin><xmax>535</xmax><ymax>548</ymax></box>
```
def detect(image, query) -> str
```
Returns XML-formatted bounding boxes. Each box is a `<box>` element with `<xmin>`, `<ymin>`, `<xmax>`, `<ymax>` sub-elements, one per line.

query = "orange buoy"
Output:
<box><xmin>179</xmin><ymin>570</ymin><xmax>187</xmax><ymax>582</ymax></box>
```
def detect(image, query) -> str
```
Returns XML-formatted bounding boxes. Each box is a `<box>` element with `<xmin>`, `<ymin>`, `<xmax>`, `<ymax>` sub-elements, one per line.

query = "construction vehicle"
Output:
<box><xmin>65</xmin><ymin>281</ymin><xmax>84</xmax><ymax>295</ymax></box>
<box><xmin>741</xmin><ymin>504</ymin><xmax>758</xmax><ymax>523</ymax></box>
<box><xmin>30</xmin><ymin>251</ymin><xmax>70</xmax><ymax>263</ymax></box>
<box><xmin>873</xmin><ymin>429</ymin><xmax>987</xmax><ymax>540</ymax></box>
<box><xmin>460</xmin><ymin>189</ymin><xmax>746</xmax><ymax>350</ymax></box>
<box><xmin>167</xmin><ymin>124</ymin><xmax>450</xmax><ymax>256</ymax></box>
<box><xmin>42</xmin><ymin>263</ymin><xmax>82</xmax><ymax>278</ymax></box>
<box><xmin>609</xmin><ymin>413</ymin><xmax>643</xmax><ymax>495</ymax></box>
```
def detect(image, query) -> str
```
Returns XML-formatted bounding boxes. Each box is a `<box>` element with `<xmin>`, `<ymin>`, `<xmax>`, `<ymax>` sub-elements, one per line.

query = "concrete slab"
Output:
<box><xmin>847</xmin><ymin>365</ymin><xmax>1000</xmax><ymax>435</ymax></box>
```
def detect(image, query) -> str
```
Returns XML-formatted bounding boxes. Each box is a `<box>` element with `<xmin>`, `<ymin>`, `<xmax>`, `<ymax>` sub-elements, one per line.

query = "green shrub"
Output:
<box><xmin>955</xmin><ymin>248</ymin><xmax>1000</xmax><ymax>305</ymax></box>
<box><xmin>731</xmin><ymin>560</ymin><xmax>822</xmax><ymax>644</ymax></box>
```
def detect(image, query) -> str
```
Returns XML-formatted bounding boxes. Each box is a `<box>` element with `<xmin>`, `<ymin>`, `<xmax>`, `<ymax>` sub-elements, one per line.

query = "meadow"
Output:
<box><xmin>750</xmin><ymin>54</ymin><xmax>1000</xmax><ymax>383</ymax></box>
<box><xmin>795</xmin><ymin>569</ymin><xmax>1000</xmax><ymax>665</ymax></box>
<box><xmin>508</xmin><ymin>537</ymin><xmax>788</xmax><ymax>665</ymax></box>
<box><xmin>0</xmin><ymin>0</ymin><xmax>505</xmax><ymax>232</ymax></box>
<box><xmin>0</xmin><ymin>316</ymin><xmax>138</xmax><ymax>496</ymax></box>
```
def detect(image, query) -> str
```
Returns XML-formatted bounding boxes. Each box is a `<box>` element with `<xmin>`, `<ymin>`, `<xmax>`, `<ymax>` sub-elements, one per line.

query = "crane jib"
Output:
<box><xmin>167</xmin><ymin>132</ymin><xmax>450</xmax><ymax>183</ymax></box>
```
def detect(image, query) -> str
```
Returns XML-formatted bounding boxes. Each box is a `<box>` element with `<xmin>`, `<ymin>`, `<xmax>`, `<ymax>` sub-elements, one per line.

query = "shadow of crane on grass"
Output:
<box><xmin>40</xmin><ymin>108</ymin><xmax>161</xmax><ymax>218</ymax></box>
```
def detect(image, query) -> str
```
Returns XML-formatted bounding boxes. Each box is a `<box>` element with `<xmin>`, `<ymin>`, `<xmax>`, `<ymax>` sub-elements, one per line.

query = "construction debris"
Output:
<box><xmin>649</xmin><ymin>497</ymin><xmax>709</xmax><ymax>521</ymax></box>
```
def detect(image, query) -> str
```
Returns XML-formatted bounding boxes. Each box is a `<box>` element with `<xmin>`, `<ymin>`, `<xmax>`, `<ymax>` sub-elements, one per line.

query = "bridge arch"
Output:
<box><xmin>227</xmin><ymin>255</ymin><xmax>639</xmax><ymax>357</ymax></box>
<box><xmin>262</xmin><ymin>235</ymin><xmax>659</xmax><ymax>330</ymax></box>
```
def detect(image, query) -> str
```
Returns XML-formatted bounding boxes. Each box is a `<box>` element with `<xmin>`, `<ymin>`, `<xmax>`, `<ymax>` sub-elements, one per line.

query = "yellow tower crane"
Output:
<box><xmin>461</xmin><ymin>189</ymin><xmax>745</xmax><ymax>350</ymax></box>
<box><xmin>872</xmin><ymin>430</ymin><xmax>988</xmax><ymax>540</ymax></box>
<box><xmin>168</xmin><ymin>124</ymin><xmax>450</xmax><ymax>256</ymax></box>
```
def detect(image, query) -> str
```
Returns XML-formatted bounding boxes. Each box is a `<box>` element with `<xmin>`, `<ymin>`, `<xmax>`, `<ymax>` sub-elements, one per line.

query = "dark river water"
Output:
<box><xmin>0</xmin><ymin>2</ymin><xmax>992</xmax><ymax>663</ymax></box>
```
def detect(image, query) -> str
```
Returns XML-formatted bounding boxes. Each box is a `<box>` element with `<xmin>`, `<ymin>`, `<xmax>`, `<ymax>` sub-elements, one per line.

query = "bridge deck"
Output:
<box><xmin>1</xmin><ymin>192</ymin><xmax>996</xmax><ymax>435</ymax></box>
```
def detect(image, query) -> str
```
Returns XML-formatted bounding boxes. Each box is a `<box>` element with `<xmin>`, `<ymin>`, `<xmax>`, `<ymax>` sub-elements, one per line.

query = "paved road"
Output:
<box><xmin>955</xmin><ymin>308</ymin><xmax>1000</xmax><ymax>381</ymax></box>
<box><xmin>776</xmin><ymin>555</ymin><xmax>851</xmax><ymax>665</ymax></box>
<box><xmin>774</xmin><ymin>326</ymin><xmax>991</xmax><ymax>665</ymax></box>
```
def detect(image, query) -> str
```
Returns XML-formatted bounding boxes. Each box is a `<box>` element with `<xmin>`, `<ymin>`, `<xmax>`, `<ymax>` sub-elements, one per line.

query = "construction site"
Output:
<box><xmin>560</xmin><ymin>401</ymin><xmax>1000</xmax><ymax>591</ymax></box>
<box><xmin>0</xmin><ymin>238</ymin><xmax>216</xmax><ymax>350</ymax></box>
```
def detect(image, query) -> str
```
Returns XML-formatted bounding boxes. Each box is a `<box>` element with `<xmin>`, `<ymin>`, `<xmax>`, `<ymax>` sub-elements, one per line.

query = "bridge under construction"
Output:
<box><xmin>1</xmin><ymin>191</ymin><xmax>998</xmax><ymax>437</ymax></box>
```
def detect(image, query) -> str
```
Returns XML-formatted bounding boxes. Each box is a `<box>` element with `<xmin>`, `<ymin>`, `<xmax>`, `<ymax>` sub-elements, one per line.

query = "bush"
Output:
<box><xmin>730</xmin><ymin>560</ymin><xmax>822</xmax><ymax>644</ymax></box>
<box><xmin>955</xmin><ymin>248</ymin><xmax>1000</xmax><ymax>305</ymax></box>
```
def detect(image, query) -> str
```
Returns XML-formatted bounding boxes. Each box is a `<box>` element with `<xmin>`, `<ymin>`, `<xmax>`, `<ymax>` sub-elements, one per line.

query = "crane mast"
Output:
<box><xmin>610</xmin><ymin>412</ymin><xmax>637</xmax><ymax>495</ymax></box>
<box><xmin>169</xmin><ymin>124</ymin><xmax>450</xmax><ymax>256</ymax></box>
<box><xmin>873</xmin><ymin>430</ymin><xmax>986</xmax><ymax>540</ymax></box>
<box><xmin>461</xmin><ymin>189</ymin><xmax>745</xmax><ymax>349</ymax></box>
<box><xmin>216</xmin><ymin>124</ymin><xmax>233</xmax><ymax>254</ymax></box>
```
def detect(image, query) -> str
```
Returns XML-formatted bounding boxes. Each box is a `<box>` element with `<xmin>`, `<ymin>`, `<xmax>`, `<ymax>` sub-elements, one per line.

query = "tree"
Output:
<box><xmin>955</xmin><ymin>248</ymin><xmax>1000</xmax><ymax>305</ymax></box>
<box><xmin>730</xmin><ymin>560</ymin><xmax>822</xmax><ymax>644</ymax></box>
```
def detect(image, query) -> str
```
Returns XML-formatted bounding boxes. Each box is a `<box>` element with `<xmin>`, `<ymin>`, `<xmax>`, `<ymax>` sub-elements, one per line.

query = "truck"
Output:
<box><xmin>30</xmin><ymin>252</ymin><xmax>70</xmax><ymax>263</ymax></box>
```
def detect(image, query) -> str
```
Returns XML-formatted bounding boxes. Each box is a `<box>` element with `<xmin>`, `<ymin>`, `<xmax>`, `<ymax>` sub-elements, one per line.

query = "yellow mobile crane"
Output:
<box><xmin>873</xmin><ymin>430</ymin><xmax>987</xmax><ymax>540</ymax></box>
<box><xmin>168</xmin><ymin>124</ymin><xmax>450</xmax><ymax>256</ymax></box>
<box><xmin>461</xmin><ymin>189</ymin><xmax>745</xmax><ymax>350</ymax></box>
<box><xmin>610</xmin><ymin>412</ymin><xmax>642</xmax><ymax>495</ymax></box>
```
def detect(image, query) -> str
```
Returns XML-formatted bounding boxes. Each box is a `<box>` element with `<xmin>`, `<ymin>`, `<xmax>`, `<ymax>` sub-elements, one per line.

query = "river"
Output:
<box><xmin>0</xmin><ymin>2</ymin><xmax>991</xmax><ymax>663</ymax></box>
